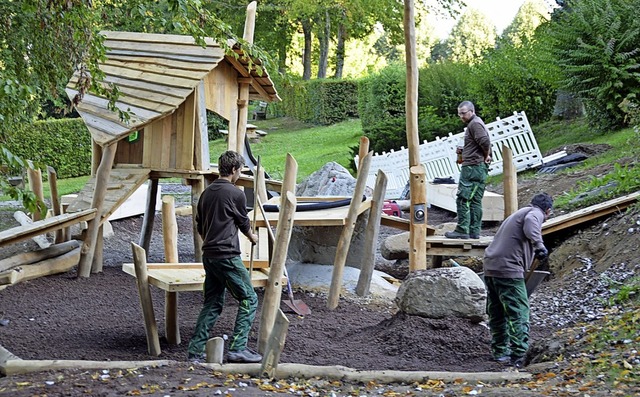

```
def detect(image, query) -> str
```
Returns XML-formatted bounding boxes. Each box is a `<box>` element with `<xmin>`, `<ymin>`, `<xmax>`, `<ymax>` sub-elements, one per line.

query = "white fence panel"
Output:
<box><xmin>356</xmin><ymin>111</ymin><xmax>542</xmax><ymax>199</ymax></box>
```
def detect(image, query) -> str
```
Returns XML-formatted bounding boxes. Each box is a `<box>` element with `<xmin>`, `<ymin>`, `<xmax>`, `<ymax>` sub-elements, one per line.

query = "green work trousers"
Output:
<box><xmin>455</xmin><ymin>163</ymin><xmax>488</xmax><ymax>236</ymax></box>
<box><xmin>187</xmin><ymin>256</ymin><xmax>258</xmax><ymax>356</ymax></box>
<box><xmin>484</xmin><ymin>276</ymin><xmax>530</xmax><ymax>359</ymax></box>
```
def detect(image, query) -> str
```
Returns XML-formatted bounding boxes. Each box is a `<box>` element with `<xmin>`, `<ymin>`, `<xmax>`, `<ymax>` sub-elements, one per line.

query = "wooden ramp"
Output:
<box><xmin>66</xmin><ymin>167</ymin><xmax>151</xmax><ymax>223</ymax></box>
<box><xmin>543</xmin><ymin>191</ymin><xmax>640</xmax><ymax>235</ymax></box>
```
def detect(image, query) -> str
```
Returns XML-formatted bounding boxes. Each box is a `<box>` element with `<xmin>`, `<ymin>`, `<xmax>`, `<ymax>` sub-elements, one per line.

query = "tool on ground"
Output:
<box><xmin>255</xmin><ymin>194</ymin><xmax>311</xmax><ymax>316</ymax></box>
<box><xmin>249</xmin><ymin>156</ymin><xmax>260</xmax><ymax>279</ymax></box>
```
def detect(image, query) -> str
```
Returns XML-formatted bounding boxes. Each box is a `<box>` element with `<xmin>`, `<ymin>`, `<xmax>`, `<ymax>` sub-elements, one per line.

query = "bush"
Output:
<box><xmin>3</xmin><ymin>118</ymin><xmax>91</xmax><ymax>179</ymax></box>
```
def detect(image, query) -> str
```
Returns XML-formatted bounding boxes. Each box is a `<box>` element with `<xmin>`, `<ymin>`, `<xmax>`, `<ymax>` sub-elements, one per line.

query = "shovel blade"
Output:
<box><xmin>283</xmin><ymin>299</ymin><xmax>311</xmax><ymax>316</ymax></box>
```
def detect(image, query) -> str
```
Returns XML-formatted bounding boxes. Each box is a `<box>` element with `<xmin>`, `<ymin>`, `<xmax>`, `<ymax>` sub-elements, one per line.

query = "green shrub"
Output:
<box><xmin>548</xmin><ymin>0</ymin><xmax>640</xmax><ymax>131</ymax></box>
<box><xmin>3</xmin><ymin>118</ymin><xmax>91</xmax><ymax>179</ymax></box>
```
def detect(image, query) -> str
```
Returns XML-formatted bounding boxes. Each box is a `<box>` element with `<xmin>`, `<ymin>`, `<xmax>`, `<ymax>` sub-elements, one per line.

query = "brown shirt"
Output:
<box><xmin>462</xmin><ymin>115</ymin><xmax>491</xmax><ymax>166</ymax></box>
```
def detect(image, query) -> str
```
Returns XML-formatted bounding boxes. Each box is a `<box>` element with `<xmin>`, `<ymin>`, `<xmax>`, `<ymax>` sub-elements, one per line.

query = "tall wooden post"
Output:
<box><xmin>47</xmin><ymin>166</ymin><xmax>63</xmax><ymax>243</ymax></box>
<box><xmin>139</xmin><ymin>179</ymin><xmax>159</xmax><ymax>255</ymax></box>
<box><xmin>236</xmin><ymin>1</ymin><xmax>257</xmax><ymax>155</ymax></box>
<box><xmin>77</xmin><ymin>142</ymin><xmax>117</xmax><ymax>278</ymax></box>
<box><xmin>502</xmin><ymin>145</ymin><xmax>518</xmax><ymax>218</ymax></box>
<box><xmin>191</xmin><ymin>176</ymin><xmax>205</xmax><ymax>262</ymax></box>
<box><xmin>27</xmin><ymin>167</ymin><xmax>44</xmax><ymax>221</ymax></box>
<box><xmin>403</xmin><ymin>0</ymin><xmax>427</xmax><ymax>270</ymax></box>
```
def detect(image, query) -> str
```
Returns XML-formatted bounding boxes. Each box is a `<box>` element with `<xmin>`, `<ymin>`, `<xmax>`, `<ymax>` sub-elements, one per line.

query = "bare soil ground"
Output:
<box><xmin>1</xmin><ymin>144</ymin><xmax>639</xmax><ymax>396</ymax></box>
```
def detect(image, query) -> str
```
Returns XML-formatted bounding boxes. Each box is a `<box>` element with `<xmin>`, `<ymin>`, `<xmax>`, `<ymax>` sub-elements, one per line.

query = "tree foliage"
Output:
<box><xmin>547</xmin><ymin>0</ymin><xmax>640</xmax><ymax>131</ymax></box>
<box><xmin>446</xmin><ymin>8</ymin><xmax>497</xmax><ymax>64</ymax></box>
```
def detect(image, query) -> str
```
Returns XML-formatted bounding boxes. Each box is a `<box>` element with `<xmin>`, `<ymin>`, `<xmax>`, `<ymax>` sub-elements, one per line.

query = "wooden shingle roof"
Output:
<box><xmin>66</xmin><ymin>31</ymin><xmax>279</xmax><ymax>146</ymax></box>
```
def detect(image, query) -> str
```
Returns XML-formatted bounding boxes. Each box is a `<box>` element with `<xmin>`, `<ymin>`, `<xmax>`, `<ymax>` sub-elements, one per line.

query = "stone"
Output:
<box><xmin>296</xmin><ymin>162</ymin><xmax>361</xmax><ymax>197</ymax></box>
<box><xmin>395</xmin><ymin>266</ymin><xmax>486</xmax><ymax>322</ymax></box>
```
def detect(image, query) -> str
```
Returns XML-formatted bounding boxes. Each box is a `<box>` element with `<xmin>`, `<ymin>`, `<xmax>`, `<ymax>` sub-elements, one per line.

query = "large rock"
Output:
<box><xmin>296</xmin><ymin>162</ymin><xmax>358</xmax><ymax>197</ymax></box>
<box><xmin>395</xmin><ymin>266</ymin><xmax>486</xmax><ymax>322</ymax></box>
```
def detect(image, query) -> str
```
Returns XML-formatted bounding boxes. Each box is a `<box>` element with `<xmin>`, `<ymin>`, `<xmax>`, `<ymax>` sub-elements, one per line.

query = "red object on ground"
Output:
<box><xmin>382</xmin><ymin>200</ymin><xmax>402</xmax><ymax>217</ymax></box>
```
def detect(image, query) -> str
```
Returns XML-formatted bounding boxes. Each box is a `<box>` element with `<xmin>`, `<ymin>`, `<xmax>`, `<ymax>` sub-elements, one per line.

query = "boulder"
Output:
<box><xmin>296</xmin><ymin>162</ymin><xmax>363</xmax><ymax>197</ymax></box>
<box><xmin>380</xmin><ymin>232</ymin><xmax>409</xmax><ymax>260</ymax></box>
<box><xmin>395</xmin><ymin>266</ymin><xmax>486</xmax><ymax>322</ymax></box>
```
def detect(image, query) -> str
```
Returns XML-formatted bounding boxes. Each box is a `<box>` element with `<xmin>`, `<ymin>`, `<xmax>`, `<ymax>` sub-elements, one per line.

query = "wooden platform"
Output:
<box><xmin>253</xmin><ymin>196</ymin><xmax>372</xmax><ymax>227</ymax></box>
<box><xmin>425</xmin><ymin>235</ymin><xmax>493</xmax><ymax>257</ymax></box>
<box><xmin>122</xmin><ymin>262</ymin><xmax>285</xmax><ymax>290</ymax></box>
<box><xmin>66</xmin><ymin>167</ymin><xmax>151</xmax><ymax>223</ymax></box>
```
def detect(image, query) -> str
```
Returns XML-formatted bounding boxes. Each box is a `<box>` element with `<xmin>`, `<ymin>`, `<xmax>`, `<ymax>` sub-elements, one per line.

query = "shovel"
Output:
<box><xmin>254</xmin><ymin>185</ymin><xmax>311</xmax><ymax>316</ymax></box>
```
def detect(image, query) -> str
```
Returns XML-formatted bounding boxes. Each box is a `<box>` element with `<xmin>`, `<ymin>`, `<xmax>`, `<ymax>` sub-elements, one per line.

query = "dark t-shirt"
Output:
<box><xmin>196</xmin><ymin>179</ymin><xmax>251</xmax><ymax>259</ymax></box>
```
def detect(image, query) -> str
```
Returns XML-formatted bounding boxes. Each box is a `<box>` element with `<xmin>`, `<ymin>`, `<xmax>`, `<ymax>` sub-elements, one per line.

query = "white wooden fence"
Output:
<box><xmin>357</xmin><ymin>111</ymin><xmax>543</xmax><ymax>199</ymax></box>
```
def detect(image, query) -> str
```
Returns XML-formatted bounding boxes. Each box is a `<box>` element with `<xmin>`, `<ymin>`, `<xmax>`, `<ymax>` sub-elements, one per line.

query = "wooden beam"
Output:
<box><xmin>409</xmin><ymin>165</ymin><xmax>427</xmax><ymax>271</ymax></box>
<box><xmin>258</xmin><ymin>191</ymin><xmax>296</xmax><ymax>353</ymax></box>
<box><xmin>0</xmin><ymin>210</ymin><xmax>96</xmax><ymax>248</ymax></box>
<box><xmin>328</xmin><ymin>151</ymin><xmax>372</xmax><ymax>309</ymax></box>
<box><xmin>131</xmin><ymin>242</ymin><xmax>161</xmax><ymax>356</ymax></box>
<box><xmin>356</xmin><ymin>171</ymin><xmax>387</xmax><ymax>296</ymax></box>
<box><xmin>225</xmin><ymin>55</ymin><xmax>272</xmax><ymax>100</ymax></box>
<box><xmin>260</xmin><ymin>309</ymin><xmax>290</xmax><ymax>379</ymax></box>
<box><xmin>27</xmin><ymin>167</ymin><xmax>44</xmax><ymax>221</ymax></box>
<box><xmin>139</xmin><ymin>179</ymin><xmax>159</xmax><ymax>254</ymax></box>
<box><xmin>0</xmin><ymin>240</ymin><xmax>79</xmax><ymax>272</ymax></box>
<box><xmin>502</xmin><ymin>145</ymin><xmax>518</xmax><ymax>218</ymax></box>
<box><xmin>77</xmin><ymin>142</ymin><xmax>117</xmax><ymax>277</ymax></box>
<box><xmin>162</xmin><ymin>195</ymin><xmax>180</xmax><ymax>345</ymax></box>
<box><xmin>47</xmin><ymin>166</ymin><xmax>64</xmax><ymax>243</ymax></box>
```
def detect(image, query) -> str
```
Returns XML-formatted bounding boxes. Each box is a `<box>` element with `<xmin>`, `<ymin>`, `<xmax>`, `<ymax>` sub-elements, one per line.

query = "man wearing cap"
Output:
<box><xmin>482</xmin><ymin>192</ymin><xmax>553</xmax><ymax>368</ymax></box>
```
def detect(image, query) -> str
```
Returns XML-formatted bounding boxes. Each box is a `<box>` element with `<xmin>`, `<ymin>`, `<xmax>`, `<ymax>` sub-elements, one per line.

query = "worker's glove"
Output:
<box><xmin>534</xmin><ymin>247</ymin><xmax>548</xmax><ymax>261</ymax></box>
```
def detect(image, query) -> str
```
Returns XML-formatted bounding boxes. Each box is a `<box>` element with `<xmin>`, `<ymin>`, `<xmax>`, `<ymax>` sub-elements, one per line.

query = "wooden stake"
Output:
<box><xmin>191</xmin><ymin>177</ymin><xmax>205</xmax><ymax>262</ymax></box>
<box><xmin>409</xmin><ymin>165</ymin><xmax>427</xmax><ymax>271</ymax></box>
<box><xmin>27</xmin><ymin>167</ymin><xmax>44</xmax><ymax>221</ymax></box>
<box><xmin>258</xmin><ymin>191</ymin><xmax>296</xmax><ymax>352</ymax></box>
<box><xmin>236</xmin><ymin>1</ymin><xmax>257</xmax><ymax>155</ymax></box>
<box><xmin>260</xmin><ymin>309</ymin><xmax>290</xmax><ymax>379</ymax></box>
<box><xmin>139</xmin><ymin>179</ymin><xmax>159</xmax><ymax>255</ymax></box>
<box><xmin>356</xmin><ymin>170</ymin><xmax>387</xmax><ymax>296</ymax></box>
<box><xmin>162</xmin><ymin>195</ymin><xmax>180</xmax><ymax>345</ymax></box>
<box><xmin>47</xmin><ymin>166</ymin><xmax>64</xmax><ymax>243</ymax></box>
<box><xmin>131</xmin><ymin>242</ymin><xmax>161</xmax><ymax>356</ymax></box>
<box><xmin>327</xmin><ymin>151</ymin><xmax>372</xmax><ymax>309</ymax></box>
<box><xmin>502</xmin><ymin>145</ymin><xmax>518</xmax><ymax>218</ymax></box>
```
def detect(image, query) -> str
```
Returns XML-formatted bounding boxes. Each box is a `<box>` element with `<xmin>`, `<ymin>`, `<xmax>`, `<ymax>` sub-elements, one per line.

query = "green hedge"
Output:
<box><xmin>275</xmin><ymin>76</ymin><xmax>359</xmax><ymax>125</ymax></box>
<box><xmin>4</xmin><ymin>118</ymin><xmax>92</xmax><ymax>179</ymax></box>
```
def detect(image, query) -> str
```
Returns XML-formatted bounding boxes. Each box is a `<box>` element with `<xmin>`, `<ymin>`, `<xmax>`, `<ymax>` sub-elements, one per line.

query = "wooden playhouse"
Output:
<box><xmin>65</xmin><ymin>29</ymin><xmax>280</xmax><ymax>277</ymax></box>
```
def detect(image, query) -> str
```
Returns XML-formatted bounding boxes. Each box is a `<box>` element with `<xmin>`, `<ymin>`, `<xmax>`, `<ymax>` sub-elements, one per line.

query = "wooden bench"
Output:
<box><xmin>424</xmin><ymin>235</ymin><xmax>494</xmax><ymax>267</ymax></box>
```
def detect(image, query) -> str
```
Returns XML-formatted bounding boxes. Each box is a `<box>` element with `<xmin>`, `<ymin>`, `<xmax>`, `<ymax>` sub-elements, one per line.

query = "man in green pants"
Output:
<box><xmin>187</xmin><ymin>150</ymin><xmax>261</xmax><ymax>364</ymax></box>
<box><xmin>445</xmin><ymin>101</ymin><xmax>492</xmax><ymax>240</ymax></box>
<box><xmin>483</xmin><ymin>193</ymin><xmax>553</xmax><ymax>368</ymax></box>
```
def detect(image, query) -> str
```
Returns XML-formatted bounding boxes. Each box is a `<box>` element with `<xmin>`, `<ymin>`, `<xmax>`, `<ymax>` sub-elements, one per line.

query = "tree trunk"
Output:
<box><xmin>301</xmin><ymin>19</ymin><xmax>313</xmax><ymax>80</ymax></box>
<box><xmin>334</xmin><ymin>20</ymin><xmax>346</xmax><ymax>79</ymax></box>
<box><xmin>317</xmin><ymin>9</ymin><xmax>330</xmax><ymax>79</ymax></box>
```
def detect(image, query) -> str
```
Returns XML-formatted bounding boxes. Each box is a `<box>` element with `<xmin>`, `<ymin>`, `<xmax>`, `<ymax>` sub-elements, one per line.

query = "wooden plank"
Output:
<box><xmin>100</xmin><ymin>64</ymin><xmax>201</xmax><ymax>89</ymax></box>
<box><xmin>104</xmin><ymin>39</ymin><xmax>221</xmax><ymax>58</ymax></box>
<box><xmin>542</xmin><ymin>192</ymin><xmax>640</xmax><ymax>235</ymax></box>
<box><xmin>0</xmin><ymin>209</ymin><xmax>97</xmax><ymax>248</ymax></box>
<box><xmin>103</xmin><ymin>59</ymin><xmax>211</xmax><ymax>81</ymax></box>
<box><xmin>71</xmin><ymin>74</ymin><xmax>192</xmax><ymax>99</ymax></box>
<box><xmin>121</xmin><ymin>263</ymin><xmax>286</xmax><ymax>291</ymax></box>
<box><xmin>103</xmin><ymin>31</ymin><xmax>218</xmax><ymax>46</ymax></box>
<box><xmin>107</xmin><ymin>54</ymin><xmax>217</xmax><ymax>72</ymax></box>
<box><xmin>427</xmin><ymin>183</ymin><xmax>505</xmax><ymax>221</ymax></box>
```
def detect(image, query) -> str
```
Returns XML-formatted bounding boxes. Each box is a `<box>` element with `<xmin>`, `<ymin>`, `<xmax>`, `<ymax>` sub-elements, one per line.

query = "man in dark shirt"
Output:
<box><xmin>445</xmin><ymin>101</ymin><xmax>492</xmax><ymax>239</ymax></box>
<box><xmin>483</xmin><ymin>193</ymin><xmax>552</xmax><ymax>368</ymax></box>
<box><xmin>187</xmin><ymin>150</ymin><xmax>261</xmax><ymax>363</ymax></box>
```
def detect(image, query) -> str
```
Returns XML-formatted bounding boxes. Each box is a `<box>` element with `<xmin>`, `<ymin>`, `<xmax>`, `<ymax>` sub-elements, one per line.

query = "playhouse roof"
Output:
<box><xmin>65</xmin><ymin>31</ymin><xmax>280</xmax><ymax>146</ymax></box>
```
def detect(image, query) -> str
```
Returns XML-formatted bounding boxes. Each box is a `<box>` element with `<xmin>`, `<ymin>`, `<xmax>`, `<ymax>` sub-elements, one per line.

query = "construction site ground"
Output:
<box><xmin>0</xmin><ymin>143</ymin><xmax>638</xmax><ymax>396</ymax></box>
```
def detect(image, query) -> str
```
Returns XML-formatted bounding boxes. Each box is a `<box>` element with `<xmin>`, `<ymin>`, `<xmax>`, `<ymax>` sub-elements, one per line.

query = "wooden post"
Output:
<box><xmin>356</xmin><ymin>171</ymin><xmax>387</xmax><ymax>296</ymax></box>
<box><xmin>162</xmin><ymin>195</ymin><xmax>180</xmax><ymax>345</ymax></box>
<box><xmin>281</xmin><ymin>154</ymin><xmax>297</xmax><ymax>198</ymax></box>
<box><xmin>131</xmin><ymin>242</ymin><xmax>161</xmax><ymax>356</ymax></box>
<box><xmin>235</xmin><ymin>1</ymin><xmax>257</xmax><ymax>155</ymax></box>
<box><xmin>206</xmin><ymin>337</ymin><xmax>224</xmax><ymax>364</ymax></box>
<box><xmin>260</xmin><ymin>309</ymin><xmax>290</xmax><ymax>379</ymax></box>
<box><xmin>27</xmin><ymin>167</ymin><xmax>44</xmax><ymax>221</ymax></box>
<box><xmin>190</xmin><ymin>177</ymin><xmax>205</xmax><ymax>262</ymax></box>
<box><xmin>256</xmin><ymin>165</ymin><xmax>269</xmax><ymax>205</ymax></box>
<box><xmin>409</xmin><ymin>165</ymin><xmax>427</xmax><ymax>271</ymax></box>
<box><xmin>139</xmin><ymin>179</ymin><xmax>159</xmax><ymax>255</ymax></box>
<box><xmin>358</xmin><ymin>136</ymin><xmax>370</xmax><ymax>169</ymax></box>
<box><xmin>327</xmin><ymin>151</ymin><xmax>372</xmax><ymax>309</ymax></box>
<box><xmin>91</xmin><ymin>225</ymin><xmax>103</xmax><ymax>273</ymax></box>
<box><xmin>77</xmin><ymin>142</ymin><xmax>117</xmax><ymax>278</ymax></box>
<box><xmin>403</xmin><ymin>0</ymin><xmax>427</xmax><ymax>271</ymax></box>
<box><xmin>47</xmin><ymin>166</ymin><xmax>64</xmax><ymax>243</ymax></box>
<box><xmin>502</xmin><ymin>145</ymin><xmax>518</xmax><ymax>218</ymax></box>
<box><xmin>258</xmin><ymin>190</ymin><xmax>296</xmax><ymax>353</ymax></box>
